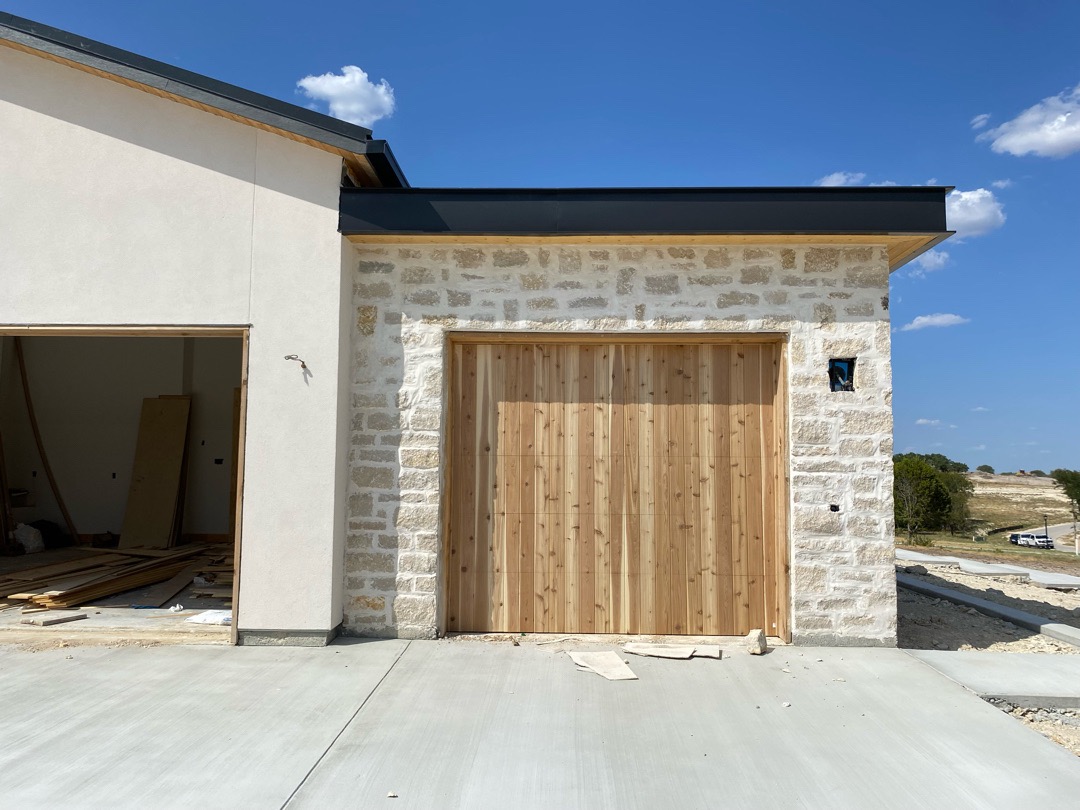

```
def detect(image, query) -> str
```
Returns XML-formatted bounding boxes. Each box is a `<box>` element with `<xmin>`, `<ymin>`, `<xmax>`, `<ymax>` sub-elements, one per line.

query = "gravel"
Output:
<box><xmin>986</xmin><ymin>699</ymin><xmax>1080</xmax><ymax>757</ymax></box>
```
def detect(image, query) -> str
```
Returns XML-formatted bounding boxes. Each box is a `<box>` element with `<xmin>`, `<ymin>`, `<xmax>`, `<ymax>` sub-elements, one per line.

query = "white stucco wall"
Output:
<box><xmin>0</xmin><ymin>45</ymin><xmax>350</xmax><ymax>640</ymax></box>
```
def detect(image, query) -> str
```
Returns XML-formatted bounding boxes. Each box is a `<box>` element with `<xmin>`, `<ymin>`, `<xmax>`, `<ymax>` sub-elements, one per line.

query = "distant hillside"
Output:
<box><xmin>967</xmin><ymin>472</ymin><xmax>1073</xmax><ymax>531</ymax></box>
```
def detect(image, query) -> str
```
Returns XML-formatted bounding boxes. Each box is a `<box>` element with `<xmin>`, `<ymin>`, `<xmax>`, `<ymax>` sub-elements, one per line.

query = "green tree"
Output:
<box><xmin>894</xmin><ymin>452</ymin><xmax>969</xmax><ymax>474</ymax></box>
<box><xmin>1052</xmin><ymin>469</ymin><xmax>1080</xmax><ymax>506</ymax></box>
<box><xmin>939</xmin><ymin>471</ymin><xmax>974</xmax><ymax>534</ymax></box>
<box><xmin>977</xmin><ymin>464</ymin><xmax>994</xmax><ymax>474</ymax></box>
<box><xmin>894</xmin><ymin>456</ymin><xmax>951</xmax><ymax>544</ymax></box>
<box><xmin>1030</xmin><ymin>469</ymin><xmax>1048</xmax><ymax>477</ymax></box>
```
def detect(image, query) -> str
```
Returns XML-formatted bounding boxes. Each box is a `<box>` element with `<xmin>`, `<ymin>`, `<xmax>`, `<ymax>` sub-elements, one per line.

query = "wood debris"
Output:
<box><xmin>622</xmin><ymin>643</ymin><xmax>722</xmax><ymax>660</ymax></box>
<box><xmin>21</xmin><ymin>612</ymin><xmax>87</xmax><ymax>626</ymax></box>
<box><xmin>0</xmin><ymin>545</ymin><xmax>231</xmax><ymax>611</ymax></box>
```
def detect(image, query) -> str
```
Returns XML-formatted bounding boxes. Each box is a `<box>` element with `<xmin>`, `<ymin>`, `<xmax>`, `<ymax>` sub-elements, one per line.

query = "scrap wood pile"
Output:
<box><xmin>0</xmin><ymin>545</ymin><xmax>232</xmax><ymax>611</ymax></box>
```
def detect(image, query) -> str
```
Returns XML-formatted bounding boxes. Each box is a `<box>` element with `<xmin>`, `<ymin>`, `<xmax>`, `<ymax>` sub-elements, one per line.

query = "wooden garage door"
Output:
<box><xmin>446</xmin><ymin>338</ymin><xmax>789</xmax><ymax>638</ymax></box>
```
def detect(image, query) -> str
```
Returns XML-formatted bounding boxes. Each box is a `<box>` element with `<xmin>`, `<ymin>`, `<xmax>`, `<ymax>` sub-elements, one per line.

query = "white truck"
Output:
<box><xmin>1009</xmin><ymin>532</ymin><xmax>1054</xmax><ymax>549</ymax></box>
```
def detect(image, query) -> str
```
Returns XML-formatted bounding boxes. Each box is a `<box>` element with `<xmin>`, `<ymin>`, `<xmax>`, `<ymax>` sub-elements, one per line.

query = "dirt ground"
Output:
<box><xmin>896</xmin><ymin>587</ymin><xmax>1079</xmax><ymax>653</ymax></box>
<box><xmin>899</xmin><ymin>563</ymin><xmax>1080</xmax><ymax>624</ymax></box>
<box><xmin>967</xmin><ymin>471</ymin><xmax>1073</xmax><ymax>527</ymax></box>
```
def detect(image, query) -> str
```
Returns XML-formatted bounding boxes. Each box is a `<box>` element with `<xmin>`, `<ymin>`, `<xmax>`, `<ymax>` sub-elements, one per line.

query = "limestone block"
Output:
<box><xmin>644</xmin><ymin>275</ymin><xmax>680</xmax><ymax>294</ymax></box>
<box><xmin>746</xmin><ymin>629</ymin><xmax>767</xmax><ymax>654</ymax></box>
<box><xmin>393</xmin><ymin>594</ymin><xmax>437</xmax><ymax>626</ymax></box>
<box><xmin>703</xmin><ymin>248</ymin><xmax>732</xmax><ymax>268</ymax></box>
<box><xmin>793</xmin><ymin>564</ymin><xmax>828</xmax><ymax>592</ymax></box>
<box><xmin>793</xmin><ymin>508</ymin><xmax>843</xmax><ymax>534</ymax></box>
<box><xmin>453</xmin><ymin>248</ymin><xmax>484</xmax><ymax>268</ymax></box>
<box><xmin>351</xmin><ymin>465</ymin><xmax>395</xmax><ymax>490</ymax></box>
<box><xmin>346</xmin><ymin>551</ymin><xmax>395</xmax><ymax>574</ymax></box>
<box><xmin>804</xmin><ymin>248</ymin><xmax>840</xmax><ymax>273</ymax></box>
<box><xmin>397</xmin><ymin>505</ymin><xmax>440</xmax><ymax>532</ymax></box>
<box><xmin>841</xmin><ymin>410</ymin><xmax>891</xmax><ymax>435</ymax></box>
<box><xmin>494</xmin><ymin>249</ymin><xmax>529</xmax><ymax>267</ymax></box>
<box><xmin>740</xmin><ymin>265</ymin><xmax>772</xmax><ymax>285</ymax></box>
<box><xmin>399</xmin><ymin>552</ymin><xmax>438</xmax><ymax>575</ymax></box>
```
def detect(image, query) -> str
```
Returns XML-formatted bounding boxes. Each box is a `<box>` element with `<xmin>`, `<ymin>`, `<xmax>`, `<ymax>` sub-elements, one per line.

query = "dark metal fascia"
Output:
<box><xmin>358</xmin><ymin>140</ymin><xmax>410</xmax><ymax>189</ymax></box>
<box><xmin>338</xmin><ymin>187</ymin><xmax>951</xmax><ymax>237</ymax></box>
<box><xmin>0</xmin><ymin>12</ymin><xmax>376</xmax><ymax>155</ymax></box>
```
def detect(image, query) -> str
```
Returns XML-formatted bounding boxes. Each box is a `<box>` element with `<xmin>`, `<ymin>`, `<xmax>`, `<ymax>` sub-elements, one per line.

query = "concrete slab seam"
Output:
<box><xmin>279</xmin><ymin>640</ymin><xmax>411</xmax><ymax>809</ymax></box>
<box><xmin>896</xmin><ymin>573</ymin><xmax>1080</xmax><ymax>649</ymax></box>
<box><xmin>899</xmin><ymin>649</ymin><xmax>980</xmax><ymax>699</ymax></box>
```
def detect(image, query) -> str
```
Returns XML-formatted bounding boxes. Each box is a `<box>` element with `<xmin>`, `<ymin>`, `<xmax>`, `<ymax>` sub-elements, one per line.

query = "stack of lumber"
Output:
<box><xmin>0</xmin><ymin>546</ymin><xmax>212</xmax><ymax>610</ymax></box>
<box><xmin>191</xmin><ymin>553</ymin><xmax>235</xmax><ymax>606</ymax></box>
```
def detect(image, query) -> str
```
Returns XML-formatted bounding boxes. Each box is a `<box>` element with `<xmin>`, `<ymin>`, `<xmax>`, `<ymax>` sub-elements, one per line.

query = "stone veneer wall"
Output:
<box><xmin>346</xmin><ymin>243</ymin><xmax>896</xmax><ymax>645</ymax></box>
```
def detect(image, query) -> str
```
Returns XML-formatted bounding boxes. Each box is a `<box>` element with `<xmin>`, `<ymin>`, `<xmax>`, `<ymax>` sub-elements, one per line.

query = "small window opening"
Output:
<box><xmin>828</xmin><ymin>358</ymin><xmax>855</xmax><ymax>392</ymax></box>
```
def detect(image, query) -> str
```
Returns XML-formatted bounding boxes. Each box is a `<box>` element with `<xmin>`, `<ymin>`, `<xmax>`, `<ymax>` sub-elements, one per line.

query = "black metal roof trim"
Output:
<box><xmin>362</xmin><ymin>141</ymin><xmax>410</xmax><ymax>189</ymax></box>
<box><xmin>339</xmin><ymin>187</ymin><xmax>951</xmax><ymax>236</ymax></box>
<box><xmin>0</xmin><ymin>12</ymin><xmax>377</xmax><ymax>154</ymax></box>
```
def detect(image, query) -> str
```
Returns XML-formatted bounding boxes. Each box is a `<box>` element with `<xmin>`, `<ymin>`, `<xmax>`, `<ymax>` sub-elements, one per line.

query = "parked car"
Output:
<box><xmin>1010</xmin><ymin>533</ymin><xmax>1054</xmax><ymax>549</ymax></box>
<box><xmin>1032</xmin><ymin>534</ymin><xmax>1055</xmax><ymax>549</ymax></box>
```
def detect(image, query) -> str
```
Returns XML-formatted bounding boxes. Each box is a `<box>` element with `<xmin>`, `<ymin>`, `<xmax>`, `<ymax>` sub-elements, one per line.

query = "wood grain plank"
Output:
<box><xmin>120</xmin><ymin>397</ymin><xmax>191</xmax><ymax>549</ymax></box>
<box><xmin>445</xmin><ymin>338</ymin><xmax>789</xmax><ymax>637</ymax></box>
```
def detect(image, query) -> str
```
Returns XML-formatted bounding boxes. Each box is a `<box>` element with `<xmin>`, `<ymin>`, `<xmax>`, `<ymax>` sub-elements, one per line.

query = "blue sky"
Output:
<box><xmin>8</xmin><ymin>1</ymin><xmax>1079</xmax><ymax>473</ymax></box>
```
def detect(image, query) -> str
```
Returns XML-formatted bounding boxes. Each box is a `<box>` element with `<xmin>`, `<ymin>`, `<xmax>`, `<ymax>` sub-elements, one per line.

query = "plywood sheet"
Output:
<box><xmin>120</xmin><ymin>397</ymin><xmax>191</xmax><ymax>548</ymax></box>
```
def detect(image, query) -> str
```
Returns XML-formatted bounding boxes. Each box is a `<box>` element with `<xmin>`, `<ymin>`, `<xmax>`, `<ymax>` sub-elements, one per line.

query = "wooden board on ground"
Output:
<box><xmin>119</xmin><ymin>396</ymin><xmax>191</xmax><ymax>549</ymax></box>
<box><xmin>135</xmin><ymin>563</ymin><xmax>201</xmax><ymax>607</ymax></box>
<box><xmin>21</xmin><ymin>612</ymin><xmax>87</xmax><ymax>626</ymax></box>
<box><xmin>190</xmin><ymin>586</ymin><xmax>232</xmax><ymax>598</ymax></box>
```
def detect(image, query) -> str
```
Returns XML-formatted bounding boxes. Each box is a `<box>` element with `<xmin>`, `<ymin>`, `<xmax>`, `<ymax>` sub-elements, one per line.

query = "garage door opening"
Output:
<box><xmin>0</xmin><ymin>329</ymin><xmax>246</xmax><ymax>643</ymax></box>
<box><xmin>446</xmin><ymin>335</ymin><xmax>789</xmax><ymax>640</ymax></box>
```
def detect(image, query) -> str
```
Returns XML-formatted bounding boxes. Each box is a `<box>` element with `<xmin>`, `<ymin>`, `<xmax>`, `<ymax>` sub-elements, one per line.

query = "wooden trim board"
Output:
<box><xmin>229</xmin><ymin>331</ymin><xmax>249</xmax><ymax>645</ymax></box>
<box><xmin>0</xmin><ymin>326</ymin><xmax>249</xmax><ymax>338</ymax></box>
<box><xmin>449</xmin><ymin>331</ymin><xmax>788</xmax><ymax>346</ymax></box>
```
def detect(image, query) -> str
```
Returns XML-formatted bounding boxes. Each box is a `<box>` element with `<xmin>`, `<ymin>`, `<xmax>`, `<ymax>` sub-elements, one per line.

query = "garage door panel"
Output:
<box><xmin>448</xmin><ymin>340</ymin><xmax>788</xmax><ymax>637</ymax></box>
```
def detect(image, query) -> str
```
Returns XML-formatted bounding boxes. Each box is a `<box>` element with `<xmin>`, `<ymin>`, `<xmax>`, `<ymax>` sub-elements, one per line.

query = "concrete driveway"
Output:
<box><xmin>1</xmin><ymin>638</ymin><xmax>1078</xmax><ymax>809</ymax></box>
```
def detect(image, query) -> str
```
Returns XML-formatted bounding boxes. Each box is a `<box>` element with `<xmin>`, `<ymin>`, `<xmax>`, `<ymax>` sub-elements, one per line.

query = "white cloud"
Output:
<box><xmin>915</xmin><ymin>418</ymin><xmax>941</xmax><ymax>426</ymax></box>
<box><xmin>949</xmin><ymin>424</ymin><xmax>958</xmax><ymax>429</ymax></box>
<box><xmin>971</xmin><ymin>444</ymin><xmax>987</xmax><ymax>451</ymax></box>
<box><xmin>971</xmin><ymin>406</ymin><xmax>990</xmax><ymax>412</ymax></box>
<box><xmin>297</xmin><ymin>65</ymin><xmax>395</xmax><ymax>127</ymax></box>
<box><xmin>925</xmin><ymin>177</ymin><xmax>939</xmax><ymax>185</ymax></box>
<box><xmin>991</xmin><ymin>179</ymin><xmax>1013</xmax><ymax>189</ymax></box>
<box><xmin>909</xmin><ymin>249</ymin><xmax>950</xmax><ymax>276</ymax></box>
<box><xmin>979</xmin><ymin>83</ymin><xmax>1080</xmax><ymax>158</ymax></box>
<box><xmin>970</xmin><ymin>113</ymin><xmax>991</xmax><ymax>130</ymax></box>
<box><xmin>815</xmin><ymin>171</ymin><xmax>866</xmax><ymax>187</ymax></box>
<box><xmin>946</xmin><ymin>188</ymin><xmax>1006</xmax><ymax>239</ymax></box>
<box><xmin>900</xmin><ymin>313</ymin><xmax>971</xmax><ymax>331</ymax></box>
<box><xmin>869</xmin><ymin>180</ymin><xmax>898</xmax><ymax>187</ymax></box>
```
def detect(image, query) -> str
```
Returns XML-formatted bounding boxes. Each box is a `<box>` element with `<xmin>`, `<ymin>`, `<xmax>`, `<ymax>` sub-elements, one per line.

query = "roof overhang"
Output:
<box><xmin>340</xmin><ymin>186</ymin><xmax>952</xmax><ymax>271</ymax></box>
<box><xmin>0</xmin><ymin>13</ymin><xmax>408</xmax><ymax>188</ymax></box>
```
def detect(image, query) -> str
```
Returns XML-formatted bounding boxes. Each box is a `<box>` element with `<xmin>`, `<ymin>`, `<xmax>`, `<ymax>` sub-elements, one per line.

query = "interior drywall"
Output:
<box><xmin>181</xmin><ymin>338</ymin><xmax>244</xmax><ymax>536</ymax></box>
<box><xmin>0</xmin><ymin>336</ymin><xmax>241</xmax><ymax>537</ymax></box>
<box><xmin>0</xmin><ymin>337</ymin><xmax>182</xmax><ymax>533</ymax></box>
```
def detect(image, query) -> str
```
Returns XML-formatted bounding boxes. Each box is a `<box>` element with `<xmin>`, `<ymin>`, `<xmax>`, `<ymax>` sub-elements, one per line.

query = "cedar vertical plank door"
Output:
<box><xmin>446</xmin><ymin>340</ymin><xmax>789</xmax><ymax>639</ymax></box>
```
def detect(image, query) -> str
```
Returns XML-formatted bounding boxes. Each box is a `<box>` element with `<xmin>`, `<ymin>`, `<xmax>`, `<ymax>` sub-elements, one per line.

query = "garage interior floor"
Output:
<box><xmin>0</xmin><ymin>545</ymin><xmax>230</xmax><ymax>642</ymax></box>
